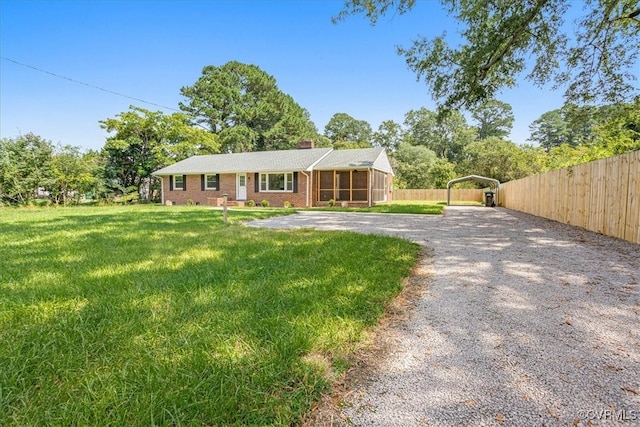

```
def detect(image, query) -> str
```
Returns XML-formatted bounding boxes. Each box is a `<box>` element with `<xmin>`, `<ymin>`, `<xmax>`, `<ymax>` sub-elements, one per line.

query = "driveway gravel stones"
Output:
<box><xmin>247</xmin><ymin>207</ymin><xmax>640</xmax><ymax>426</ymax></box>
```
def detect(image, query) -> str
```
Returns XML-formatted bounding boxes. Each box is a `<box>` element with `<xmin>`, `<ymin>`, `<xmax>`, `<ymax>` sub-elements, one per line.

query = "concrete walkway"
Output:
<box><xmin>248</xmin><ymin>207</ymin><xmax>640</xmax><ymax>426</ymax></box>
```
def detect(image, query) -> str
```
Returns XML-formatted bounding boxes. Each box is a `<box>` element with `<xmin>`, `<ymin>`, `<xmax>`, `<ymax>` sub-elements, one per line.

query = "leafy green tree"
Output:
<box><xmin>529</xmin><ymin>104</ymin><xmax>612</xmax><ymax>150</ymax></box>
<box><xmin>100</xmin><ymin>106</ymin><xmax>219</xmax><ymax>200</ymax></box>
<box><xmin>470</xmin><ymin>99</ymin><xmax>514</xmax><ymax>140</ymax></box>
<box><xmin>543</xmin><ymin>143</ymin><xmax>609</xmax><ymax>170</ymax></box>
<box><xmin>324</xmin><ymin>113</ymin><xmax>373</xmax><ymax>147</ymax></box>
<box><xmin>263</xmin><ymin>107</ymin><xmax>318</xmax><ymax>151</ymax></box>
<box><xmin>372</xmin><ymin>120</ymin><xmax>403</xmax><ymax>152</ymax></box>
<box><xmin>528</xmin><ymin>109</ymin><xmax>571</xmax><ymax>151</ymax></box>
<box><xmin>50</xmin><ymin>145</ymin><xmax>97</xmax><ymax>205</ymax></box>
<box><xmin>392</xmin><ymin>142</ymin><xmax>438</xmax><ymax>188</ymax></box>
<box><xmin>336</xmin><ymin>0</ymin><xmax>640</xmax><ymax>109</ymax></box>
<box><xmin>81</xmin><ymin>150</ymin><xmax>112</xmax><ymax>202</ymax></box>
<box><xmin>403</xmin><ymin>108</ymin><xmax>475</xmax><ymax>163</ymax></box>
<box><xmin>561</xmin><ymin>104</ymin><xmax>599</xmax><ymax>147</ymax></box>
<box><xmin>158</xmin><ymin>112</ymin><xmax>222</xmax><ymax>161</ymax></box>
<box><xmin>180</xmin><ymin>61</ymin><xmax>317</xmax><ymax>152</ymax></box>
<box><xmin>426</xmin><ymin>158</ymin><xmax>457</xmax><ymax>188</ymax></box>
<box><xmin>312</xmin><ymin>135</ymin><xmax>334</xmax><ymax>148</ymax></box>
<box><xmin>0</xmin><ymin>133</ymin><xmax>54</xmax><ymax>204</ymax></box>
<box><xmin>218</xmin><ymin>126</ymin><xmax>258</xmax><ymax>154</ymax></box>
<box><xmin>462</xmin><ymin>137</ymin><xmax>543</xmax><ymax>182</ymax></box>
<box><xmin>529</xmin><ymin>99</ymin><xmax>640</xmax><ymax>171</ymax></box>
<box><xmin>594</xmin><ymin>99</ymin><xmax>640</xmax><ymax>155</ymax></box>
<box><xmin>332</xmin><ymin>140</ymin><xmax>374</xmax><ymax>149</ymax></box>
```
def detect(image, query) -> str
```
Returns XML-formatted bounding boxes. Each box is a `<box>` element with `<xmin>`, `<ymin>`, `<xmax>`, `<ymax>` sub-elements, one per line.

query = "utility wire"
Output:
<box><xmin>1</xmin><ymin>56</ymin><xmax>181</xmax><ymax>112</ymax></box>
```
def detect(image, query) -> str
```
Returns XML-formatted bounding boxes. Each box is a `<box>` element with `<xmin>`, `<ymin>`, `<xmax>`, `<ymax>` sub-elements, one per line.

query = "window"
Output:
<box><xmin>205</xmin><ymin>174</ymin><xmax>219</xmax><ymax>190</ymax></box>
<box><xmin>260</xmin><ymin>172</ymin><xmax>293</xmax><ymax>192</ymax></box>
<box><xmin>173</xmin><ymin>175</ymin><xmax>184</xmax><ymax>190</ymax></box>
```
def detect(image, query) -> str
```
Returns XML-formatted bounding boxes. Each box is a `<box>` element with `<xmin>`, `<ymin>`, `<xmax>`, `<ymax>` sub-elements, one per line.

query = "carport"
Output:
<box><xmin>446</xmin><ymin>175</ymin><xmax>500</xmax><ymax>206</ymax></box>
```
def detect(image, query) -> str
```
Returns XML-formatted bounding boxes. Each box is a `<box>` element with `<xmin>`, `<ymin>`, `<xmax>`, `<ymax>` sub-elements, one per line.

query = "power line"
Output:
<box><xmin>1</xmin><ymin>56</ymin><xmax>181</xmax><ymax>112</ymax></box>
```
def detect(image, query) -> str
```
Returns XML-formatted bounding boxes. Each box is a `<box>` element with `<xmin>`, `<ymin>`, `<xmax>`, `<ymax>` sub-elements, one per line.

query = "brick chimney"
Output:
<box><xmin>297</xmin><ymin>139</ymin><xmax>314</xmax><ymax>149</ymax></box>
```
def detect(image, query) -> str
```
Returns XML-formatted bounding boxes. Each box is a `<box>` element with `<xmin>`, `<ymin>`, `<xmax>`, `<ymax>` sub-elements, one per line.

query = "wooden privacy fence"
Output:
<box><xmin>394</xmin><ymin>188</ymin><xmax>484</xmax><ymax>202</ymax></box>
<box><xmin>500</xmin><ymin>150</ymin><xmax>640</xmax><ymax>244</ymax></box>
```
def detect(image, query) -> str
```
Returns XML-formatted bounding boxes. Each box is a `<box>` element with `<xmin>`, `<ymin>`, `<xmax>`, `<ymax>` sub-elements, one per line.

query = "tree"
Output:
<box><xmin>403</xmin><ymin>108</ymin><xmax>475</xmax><ymax>163</ymax></box>
<box><xmin>528</xmin><ymin>99</ymin><xmax>640</xmax><ymax>169</ymax></box>
<box><xmin>50</xmin><ymin>145</ymin><xmax>97</xmax><ymax>205</ymax></box>
<box><xmin>263</xmin><ymin>106</ymin><xmax>318</xmax><ymax>151</ymax></box>
<box><xmin>542</xmin><ymin>143</ymin><xmax>607</xmax><ymax>170</ymax></box>
<box><xmin>153</xmin><ymin>113</ymin><xmax>219</xmax><ymax>161</ymax></box>
<box><xmin>0</xmin><ymin>135</ymin><xmax>107</xmax><ymax>205</ymax></box>
<box><xmin>312</xmin><ymin>135</ymin><xmax>334</xmax><ymax>148</ymax></box>
<box><xmin>528</xmin><ymin>104</ymin><xmax>611</xmax><ymax>150</ymax></box>
<box><xmin>0</xmin><ymin>133</ymin><xmax>54</xmax><ymax>204</ymax></box>
<box><xmin>324</xmin><ymin>113</ymin><xmax>373</xmax><ymax>147</ymax></box>
<box><xmin>100</xmin><ymin>106</ymin><xmax>219</xmax><ymax>200</ymax></box>
<box><xmin>594</xmin><ymin>98</ymin><xmax>640</xmax><ymax>154</ymax></box>
<box><xmin>336</xmin><ymin>0</ymin><xmax>640</xmax><ymax>109</ymax></box>
<box><xmin>426</xmin><ymin>158</ymin><xmax>457</xmax><ymax>188</ymax></box>
<box><xmin>462</xmin><ymin>137</ymin><xmax>543</xmax><ymax>182</ymax></box>
<box><xmin>392</xmin><ymin>142</ymin><xmax>438</xmax><ymax>188</ymax></box>
<box><xmin>528</xmin><ymin>109</ymin><xmax>571</xmax><ymax>151</ymax></box>
<box><xmin>372</xmin><ymin>120</ymin><xmax>403</xmax><ymax>151</ymax></box>
<box><xmin>561</xmin><ymin>104</ymin><xmax>599</xmax><ymax>147</ymax></box>
<box><xmin>180</xmin><ymin>61</ymin><xmax>317</xmax><ymax>152</ymax></box>
<box><xmin>81</xmin><ymin>150</ymin><xmax>112</xmax><ymax>202</ymax></box>
<box><xmin>470</xmin><ymin>99</ymin><xmax>514</xmax><ymax>140</ymax></box>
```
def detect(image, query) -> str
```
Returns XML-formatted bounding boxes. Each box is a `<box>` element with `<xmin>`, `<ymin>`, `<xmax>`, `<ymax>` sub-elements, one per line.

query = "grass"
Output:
<box><xmin>0</xmin><ymin>205</ymin><xmax>420</xmax><ymax>426</ymax></box>
<box><xmin>308</xmin><ymin>201</ymin><xmax>446</xmax><ymax>215</ymax></box>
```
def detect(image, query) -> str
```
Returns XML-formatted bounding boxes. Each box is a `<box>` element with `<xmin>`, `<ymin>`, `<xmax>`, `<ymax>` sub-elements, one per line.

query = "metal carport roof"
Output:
<box><xmin>446</xmin><ymin>175</ymin><xmax>500</xmax><ymax>206</ymax></box>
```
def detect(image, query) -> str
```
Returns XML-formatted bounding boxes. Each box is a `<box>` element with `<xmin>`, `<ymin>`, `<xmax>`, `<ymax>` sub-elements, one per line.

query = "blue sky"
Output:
<box><xmin>1</xmin><ymin>0</ymin><xmax>566</xmax><ymax>151</ymax></box>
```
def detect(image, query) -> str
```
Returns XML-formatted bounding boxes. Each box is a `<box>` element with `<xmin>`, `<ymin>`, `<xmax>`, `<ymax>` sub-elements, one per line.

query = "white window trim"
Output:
<box><xmin>259</xmin><ymin>172</ymin><xmax>293</xmax><ymax>192</ymax></box>
<box><xmin>205</xmin><ymin>174</ymin><xmax>218</xmax><ymax>190</ymax></box>
<box><xmin>173</xmin><ymin>175</ymin><xmax>184</xmax><ymax>190</ymax></box>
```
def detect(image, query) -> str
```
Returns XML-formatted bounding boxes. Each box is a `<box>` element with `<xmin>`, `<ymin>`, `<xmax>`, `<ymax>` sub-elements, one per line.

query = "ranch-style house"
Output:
<box><xmin>152</xmin><ymin>141</ymin><xmax>394</xmax><ymax>208</ymax></box>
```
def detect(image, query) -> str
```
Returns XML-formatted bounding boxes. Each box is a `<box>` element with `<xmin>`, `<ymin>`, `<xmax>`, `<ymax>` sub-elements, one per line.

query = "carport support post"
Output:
<box><xmin>222</xmin><ymin>192</ymin><xmax>228</xmax><ymax>223</ymax></box>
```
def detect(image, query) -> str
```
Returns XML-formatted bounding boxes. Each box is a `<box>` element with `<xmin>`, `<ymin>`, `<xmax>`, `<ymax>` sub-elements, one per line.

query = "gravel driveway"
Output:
<box><xmin>247</xmin><ymin>207</ymin><xmax>640</xmax><ymax>426</ymax></box>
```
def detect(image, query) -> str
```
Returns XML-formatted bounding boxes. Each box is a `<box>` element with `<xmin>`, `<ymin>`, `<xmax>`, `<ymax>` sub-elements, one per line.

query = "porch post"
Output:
<box><xmin>333</xmin><ymin>170</ymin><xmax>336</xmax><ymax>201</ymax></box>
<box><xmin>369</xmin><ymin>169</ymin><xmax>373</xmax><ymax>207</ymax></box>
<box><xmin>350</xmin><ymin>170</ymin><xmax>353</xmax><ymax>202</ymax></box>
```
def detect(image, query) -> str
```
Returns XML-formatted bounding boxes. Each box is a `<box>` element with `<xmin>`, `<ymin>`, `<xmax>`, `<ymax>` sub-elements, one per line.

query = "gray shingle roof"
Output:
<box><xmin>152</xmin><ymin>147</ymin><xmax>394</xmax><ymax>175</ymax></box>
<box><xmin>153</xmin><ymin>148</ymin><xmax>333</xmax><ymax>175</ymax></box>
<box><xmin>314</xmin><ymin>147</ymin><xmax>394</xmax><ymax>174</ymax></box>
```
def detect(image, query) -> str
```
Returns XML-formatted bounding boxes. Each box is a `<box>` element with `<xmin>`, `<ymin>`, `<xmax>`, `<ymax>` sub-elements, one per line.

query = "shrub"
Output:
<box><xmin>116</xmin><ymin>193</ymin><xmax>139</xmax><ymax>205</ymax></box>
<box><xmin>283</xmin><ymin>200</ymin><xmax>291</xmax><ymax>208</ymax></box>
<box><xmin>247</xmin><ymin>199</ymin><xmax>255</xmax><ymax>207</ymax></box>
<box><xmin>261</xmin><ymin>199</ymin><xmax>270</xmax><ymax>207</ymax></box>
<box><xmin>187</xmin><ymin>199</ymin><xmax>194</xmax><ymax>206</ymax></box>
<box><xmin>328</xmin><ymin>199</ymin><xmax>335</xmax><ymax>207</ymax></box>
<box><xmin>33</xmin><ymin>199</ymin><xmax>51</xmax><ymax>207</ymax></box>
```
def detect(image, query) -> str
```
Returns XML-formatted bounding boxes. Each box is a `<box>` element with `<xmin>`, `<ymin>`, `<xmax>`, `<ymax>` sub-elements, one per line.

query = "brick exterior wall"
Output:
<box><xmin>162</xmin><ymin>173</ymin><xmax>309</xmax><ymax>207</ymax></box>
<box><xmin>245</xmin><ymin>173</ymin><xmax>308</xmax><ymax>207</ymax></box>
<box><xmin>161</xmin><ymin>171</ymin><xmax>392</xmax><ymax>207</ymax></box>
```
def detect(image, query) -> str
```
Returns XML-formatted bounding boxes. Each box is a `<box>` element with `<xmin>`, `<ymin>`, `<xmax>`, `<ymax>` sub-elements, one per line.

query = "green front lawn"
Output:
<box><xmin>309</xmin><ymin>201</ymin><xmax>446</xmax><ymax>215</ymax></box>
<box><xmin>0</xmin><ymin>205</ymin><xmax>419</xmax><ymax>426</ymax></box>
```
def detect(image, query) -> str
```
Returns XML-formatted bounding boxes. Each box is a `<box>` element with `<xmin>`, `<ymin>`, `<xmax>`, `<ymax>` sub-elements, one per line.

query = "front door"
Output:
<box><xmin>237</xmin><ymin>173</ymin><xmax>247</xmax><ymax>200</ymax></box>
